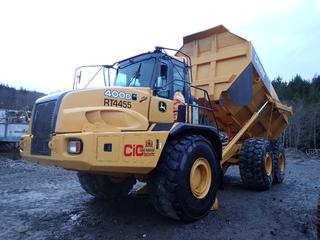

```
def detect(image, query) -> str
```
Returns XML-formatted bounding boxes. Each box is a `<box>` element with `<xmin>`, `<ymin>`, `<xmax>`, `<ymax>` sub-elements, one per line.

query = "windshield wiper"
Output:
<box><xmin>128</xmin><ymin>63</ymin><xmax>142</xmax><ymax>86</ymax></box>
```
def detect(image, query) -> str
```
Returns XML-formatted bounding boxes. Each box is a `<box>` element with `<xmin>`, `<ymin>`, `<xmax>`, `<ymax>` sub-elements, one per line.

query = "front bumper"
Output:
<box><xmin>20</xmin><ymin>131</ymin><xmax>169</xmax><ymax>174</ymax></box>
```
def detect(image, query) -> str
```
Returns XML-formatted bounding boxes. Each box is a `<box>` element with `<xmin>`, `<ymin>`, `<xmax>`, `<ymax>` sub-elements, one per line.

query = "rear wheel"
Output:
<box><xmin>149</xmin><ymin>135</ymin><xmax>220</xmax><ymax>222</ymax></box>
<box><xmin>271</xmin><ymin>140</ymin><xmax>286</xmax><ymax>184</ymax></box>
<box><xmin>239</xmin><ymin>138</ymin><xmax>273</xmax><ymax>190</ymax></box>
<box><xmin>77</xmin><ymin>172</ymin><xmax>136</xmax><ymax>200</ymax></box>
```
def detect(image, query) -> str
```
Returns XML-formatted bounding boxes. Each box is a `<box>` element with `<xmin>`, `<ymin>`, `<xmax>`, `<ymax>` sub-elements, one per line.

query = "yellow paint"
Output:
<box><xmin>20</xmin><ymin>84</ymin><xmax>178</xmax><ymax>175</ymax></box>
<box><xmin>190</xmin><ymin>157</ymin><xmax>212</xmax><ymax>199</ymax></box>
<box><xmin>279</xmin><ymin>152</ymin><xmax>285</xmax><ymax>172</ymax></box>
<box><xmin>179</xmin><ymin>25</ymin><xmax>292</xmax><ymax>163</ymax></box>
<box><xmin>55</xmin><ymin>87</ymin><xmax>152</xmax><ymax>133</ymax></box>
<box><xmin>222</xmin><ymin>102</ymin><xmax>266</xmax><ymax>164</ymax></box>
<box><xmin>264</xmin><ymin>153</ymin><xmax>272</xmax><ymax>176</ymax></box>
<box><xmin>21</xmin><ymin>131</ymin><xmax>169</xmax><ymax>175</ymax></box>
<box><xmin>149</xmin><ymin>96</ymin><xmax>174</xmax><ymax>123</ymax></box>
<box><xmin>211</xmin><ymin>197</ymin><xmax>219</xmax><ymax>211</ymax></box>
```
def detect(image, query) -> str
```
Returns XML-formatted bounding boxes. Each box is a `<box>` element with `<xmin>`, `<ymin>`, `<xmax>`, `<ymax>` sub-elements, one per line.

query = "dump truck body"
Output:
<box><xmin>180</xmin><ymin>25</ymin><xmax>291</xmax><ymax>140</ymax></box>
<box><xmin>179</xmin><ymin>25</ymin><xmax>292</xmax><ymax>164</ymax></box>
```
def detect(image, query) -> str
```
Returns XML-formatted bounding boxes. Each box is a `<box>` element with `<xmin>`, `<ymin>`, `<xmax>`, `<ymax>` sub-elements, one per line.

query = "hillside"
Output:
<box><xmin>272</xmin><ymin>75</ymin><xmax>320</xmax><ymax>150</ymax></box>
<box><xmin>0</xmin><ymin>84</ymin><xmax>45</xmax><ymax>111</ymax></box>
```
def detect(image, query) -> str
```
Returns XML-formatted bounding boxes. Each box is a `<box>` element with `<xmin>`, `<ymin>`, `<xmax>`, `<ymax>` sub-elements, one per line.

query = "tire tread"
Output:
<box><xmin>149</xmin><ymin>135</ymin><xmax>218</xmax><ymax>221</ymax></box>
<box><xmin>239</xmin><ymin>138</ymin><xmax>273</xmax><ymax>190</ymax></box>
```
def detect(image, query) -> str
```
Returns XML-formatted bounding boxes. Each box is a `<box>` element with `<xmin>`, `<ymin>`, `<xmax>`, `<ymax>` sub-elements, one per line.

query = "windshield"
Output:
<box><xmin>115</xmin><ymin>58</ymin><xmax>155</xmax><ymax>87</ymax></box>
<box><xmin>73</xmin><ymin>58</ymin><xmax>156</xmax><ymax>90</ymax></box>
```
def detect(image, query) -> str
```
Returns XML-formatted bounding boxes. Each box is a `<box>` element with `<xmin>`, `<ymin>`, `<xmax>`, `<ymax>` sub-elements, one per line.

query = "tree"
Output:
<box><xmin>272</xmin><ymin>75</ymin><xmax>320</xmax><ymax>150</ymax></box>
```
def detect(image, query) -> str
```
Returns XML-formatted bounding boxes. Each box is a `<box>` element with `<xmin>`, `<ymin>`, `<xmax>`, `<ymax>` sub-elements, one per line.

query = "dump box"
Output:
<box><xmin>180</xmin><ymin>25</ymin><xmax>292</xmax><ymax>161</ymax></box>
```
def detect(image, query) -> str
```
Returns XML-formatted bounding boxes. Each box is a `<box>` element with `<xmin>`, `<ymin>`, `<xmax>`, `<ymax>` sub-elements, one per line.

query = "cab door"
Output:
<box><xmin>149</xmin><ymin>60</ymin><xmax>174</xmax><ymax>123</ymax></box>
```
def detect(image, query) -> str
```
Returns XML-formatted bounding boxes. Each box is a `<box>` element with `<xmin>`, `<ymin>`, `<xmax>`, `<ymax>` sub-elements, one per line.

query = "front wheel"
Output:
<box><xmin>77</xmin><ymin>172</ymin><xmax>136</xmax><ymax>200</ymax></box>
<box><xmin>149</xmin><ymin>135</ymin><xmax>220</xmax><ymax>222</ymax></box>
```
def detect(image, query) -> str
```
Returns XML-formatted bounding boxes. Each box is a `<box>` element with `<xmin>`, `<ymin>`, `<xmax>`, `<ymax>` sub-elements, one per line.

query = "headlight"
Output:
<box><xmin>68</xmin><ymin>139</ymin><xmax>82</xmax><ymax>154</ymax></box>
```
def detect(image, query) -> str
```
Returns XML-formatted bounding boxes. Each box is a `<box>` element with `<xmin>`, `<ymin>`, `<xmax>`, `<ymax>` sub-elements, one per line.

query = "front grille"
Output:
<box><xmin>31</xmin><ymin>100</ymin><xmax>57</xmax><ymax>156</ymax></box>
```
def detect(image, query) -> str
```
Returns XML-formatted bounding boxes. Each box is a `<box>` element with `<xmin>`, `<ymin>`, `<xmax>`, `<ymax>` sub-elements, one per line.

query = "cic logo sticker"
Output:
<box><xmin>158</xmin><ymin>101</ymin><xmax>167</xmax><ymax>112</ymax></box>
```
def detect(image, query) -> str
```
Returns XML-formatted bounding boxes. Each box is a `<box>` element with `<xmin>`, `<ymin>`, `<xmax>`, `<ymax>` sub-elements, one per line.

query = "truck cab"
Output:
<box><xmin>74</xmin><ymin>48</ymin><xmax>191</xmax><ymax>108</ymax></box>
<box><xmin>20</xmin><ymin>47</ymin><xmax>219</xmax><ymax>171</ymax></box>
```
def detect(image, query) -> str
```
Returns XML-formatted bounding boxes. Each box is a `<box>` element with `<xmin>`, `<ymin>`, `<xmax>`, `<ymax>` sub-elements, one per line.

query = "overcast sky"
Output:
<box><xmin>0</xmin><ymin>0</ymin><xmax>319</xmax><ymax>93</ymax></box>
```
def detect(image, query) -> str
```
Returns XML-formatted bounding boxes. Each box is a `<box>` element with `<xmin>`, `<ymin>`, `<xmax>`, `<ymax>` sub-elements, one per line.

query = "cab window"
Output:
<box><xmin>115</xmin><ymin>58</ymin><xmax>155</xmax><ymax>87</ymax></box>
<box><xmin>155</xmin><ymin>62</ymin><xmax>170</xmax><ymax>98</ymax></box>
<box><xmin>173</xmin><ymin>65</ymin><xmax>185</xmax><ymax>94</ymax></box>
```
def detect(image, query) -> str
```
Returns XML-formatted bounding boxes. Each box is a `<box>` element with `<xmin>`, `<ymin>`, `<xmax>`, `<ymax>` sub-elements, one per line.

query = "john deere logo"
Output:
<box><xmin>158</xmin><ymin>101</ymin><xmax>167</xmax><ymax>112</ymax></box>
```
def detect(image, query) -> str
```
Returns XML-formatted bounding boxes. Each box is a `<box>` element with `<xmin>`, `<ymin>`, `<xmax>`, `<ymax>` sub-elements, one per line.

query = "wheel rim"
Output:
<box><xmin>279</xmin><ymin>152</ymin><xmax>285</xmax><ymax>172</ymax></box>
<box><xmin>190</xmin><ymin>157</ymin><xmax>212</xmax><ymax>199</ymax></box>
<box><xmin>264</xmin><ymin>153</ymin><xmax>272</xmax><ymax>176</ymax></box>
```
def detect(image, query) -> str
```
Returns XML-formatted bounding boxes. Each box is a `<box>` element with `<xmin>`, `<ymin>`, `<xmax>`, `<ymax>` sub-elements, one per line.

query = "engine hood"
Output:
<box><xmin>54</xmin><ymin>87</ymin><xmax>152</xmax><ymax>133</ymax></box>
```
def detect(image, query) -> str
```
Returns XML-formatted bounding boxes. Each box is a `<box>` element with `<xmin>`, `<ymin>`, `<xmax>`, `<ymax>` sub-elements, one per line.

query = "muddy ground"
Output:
<box><xmin>0</xmin><ymin>152</ymin><xmax>319</xmax><ymax>240</ymax></box>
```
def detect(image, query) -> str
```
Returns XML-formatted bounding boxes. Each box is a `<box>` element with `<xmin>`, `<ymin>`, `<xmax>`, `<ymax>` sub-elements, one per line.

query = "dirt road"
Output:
<box><xmin>0</xmin><ymin>153</ymin><xmax>319</xmax><ymax>240</ymax></box>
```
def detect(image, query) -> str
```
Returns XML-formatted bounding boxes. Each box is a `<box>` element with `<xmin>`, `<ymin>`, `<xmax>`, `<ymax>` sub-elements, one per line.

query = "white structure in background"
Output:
<box><xmin>0</xmin><ymin>109</ymin><xmax>30</xmax><ymax>144</ymax></box>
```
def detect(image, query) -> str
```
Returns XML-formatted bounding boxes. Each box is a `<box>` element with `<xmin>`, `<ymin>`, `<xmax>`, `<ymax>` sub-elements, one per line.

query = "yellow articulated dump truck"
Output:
<box><xmin>20</xmin><ymin>25</ymin><xmax>292</xmax><ymax>222</ymax></box>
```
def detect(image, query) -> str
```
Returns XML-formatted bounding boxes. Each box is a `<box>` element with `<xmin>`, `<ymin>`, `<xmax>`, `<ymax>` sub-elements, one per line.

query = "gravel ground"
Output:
<box><xmin>0</xmin><ymin>153</ymin><xmax>319</xmax><ymax>240</ymax></box>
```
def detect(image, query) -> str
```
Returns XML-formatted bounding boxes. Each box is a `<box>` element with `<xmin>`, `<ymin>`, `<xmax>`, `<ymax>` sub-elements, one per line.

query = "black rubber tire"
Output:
<box><xmin>148</xmin><ymin>135</ymin><xmax>220</xmax><ymax>222</ymax></box>
<box><xmin>271</xmin><ymin>139</ymin><xmax>285</xmax><ymax>184</ymax></box>
<box><xmin>77</xmin><ymin>172</ymin><xmax>136</xmax><ymax>200</ymax></box>
<box><xmin>239</xmin><ymin>138</ymin><xmax>273</xmax><ymax>190</ymax></box>
<box><xmin>0</xmin><ymin>142</ymin><xmax>17</xmax><ymax>153</ymax></box>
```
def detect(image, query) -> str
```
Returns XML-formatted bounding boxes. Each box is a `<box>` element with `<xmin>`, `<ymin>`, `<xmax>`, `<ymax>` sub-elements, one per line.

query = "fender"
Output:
<box><xmin>169</xmin><ymin>123</ymin><xmax>222</xmax><ymax>161</ymax></box>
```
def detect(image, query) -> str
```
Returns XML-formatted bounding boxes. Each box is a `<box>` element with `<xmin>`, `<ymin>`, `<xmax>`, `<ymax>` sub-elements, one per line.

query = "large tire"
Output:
<box><xmin>149</xmin><ymin>135</ymin><xmax>220</xmax><ymax>222</ymax></box>
<box><xmin>271</xmin><ymin>140</ymin><xmax>285</xmax><ymax>184</ymax></box>
<box><xmin>0</xmin><ymin>142</ymin><xmax>17</xmax><ymax>153</ymax></box>
<box><xmin>239</xmin><ymin>138</ymin><xmax>273</xmax><ymax>190</ymax></box>
<box><xmin>77</xmin><ymin>172</ymin><xmax>136</xmax><ymax>200</ymax></box>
